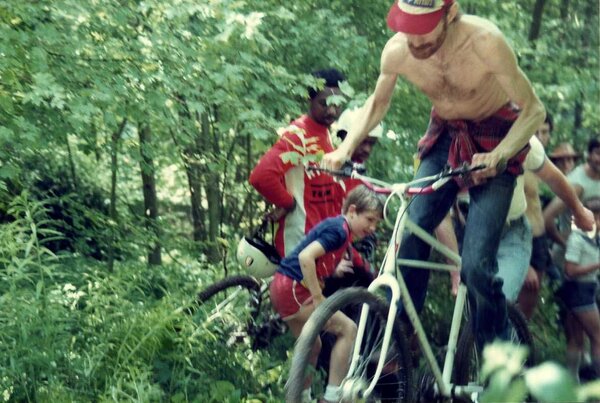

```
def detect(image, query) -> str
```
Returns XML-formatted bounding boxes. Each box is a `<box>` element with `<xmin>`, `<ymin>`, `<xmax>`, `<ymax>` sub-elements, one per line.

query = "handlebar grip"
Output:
<box><xmin>306</xmin><ymin>162</ymin><xmax>366</xmax><ymax>177</ymax></box>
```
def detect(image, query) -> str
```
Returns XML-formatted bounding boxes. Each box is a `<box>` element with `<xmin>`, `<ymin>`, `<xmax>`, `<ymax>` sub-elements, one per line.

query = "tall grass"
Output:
<box><xmin>0</xmin><ymin>193</ymin><xmax>289</xmax><ymax>402</ymax></box>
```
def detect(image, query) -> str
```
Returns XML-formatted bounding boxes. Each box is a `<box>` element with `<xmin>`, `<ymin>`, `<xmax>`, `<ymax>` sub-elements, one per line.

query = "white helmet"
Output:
<box><xmin>334</xmin><ymin>107</ymin><xmax>383</xmax><ymax>139</ymax></box>
<box><xmin>236</xmin><ymin>233</ymin><xmax>280</xmax><ymax>279</ymax></box>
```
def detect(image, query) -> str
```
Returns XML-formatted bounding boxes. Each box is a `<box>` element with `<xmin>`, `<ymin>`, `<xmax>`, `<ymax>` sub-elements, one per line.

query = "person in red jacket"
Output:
<box><xmin>249</xmin><ymin>68</ymin><xmax>346</xmax><ymax>257</ymax></box>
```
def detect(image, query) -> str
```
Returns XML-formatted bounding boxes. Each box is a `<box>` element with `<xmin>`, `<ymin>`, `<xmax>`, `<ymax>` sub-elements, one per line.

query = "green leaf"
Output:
<box><xmin>481</xmin><ymin>368</ymin><xmax>514</xmax><ymax>403</ymax></box>
<box><xmin>338</xmin><ymin>80</ymin><xmax>355</xmax><ymax>98</ymax></box>
<box><xmin>36</xmin><ymin>280</ymin><xmax>43</xmax><ymax>299</ymax></box>
<box><xmin>524</xmin><ymin>362</ymin><xmax>578</xmax><ymax>402</ymax></box>
<box><xmin>280</xmin><ymin>151</ymin><xmax>301</xmax><ymax>165</ymax></box>
<box><xmin>327</xmin><ymin>94</ymin><xmax>347</xmax><ymax>107</ymax></box>
<box><xmin>481</xmin><ymin>342</ymin><xmax>528</xmax><ymax>381</ymax></box>
<box><xmin>577</xmin><ymin>380</ymin><xmax>600</xmax><ymax>402</ymax></box>
<box><xmin>0</xmin><ymin>163</ymin><xmax>20</xmax><ymax>179</ymax></box>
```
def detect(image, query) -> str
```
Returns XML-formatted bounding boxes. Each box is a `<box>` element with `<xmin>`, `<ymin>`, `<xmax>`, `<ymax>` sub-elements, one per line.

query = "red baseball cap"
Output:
<box><xmin>387</xmin><ymin>0</ymin><xmax>454</xmax><ymax>35</ymax></box>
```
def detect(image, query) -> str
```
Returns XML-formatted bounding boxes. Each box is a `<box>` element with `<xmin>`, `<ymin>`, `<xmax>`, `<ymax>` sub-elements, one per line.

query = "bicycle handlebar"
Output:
<box><xmin>306</xmin><ymin>161</ymin><xmax>366</xmax><ymax>178</ymax></box>
<box><xmin>307</xmin><ymin>161</ymin><xmax>486</xmax><ymax>196</ymax></box>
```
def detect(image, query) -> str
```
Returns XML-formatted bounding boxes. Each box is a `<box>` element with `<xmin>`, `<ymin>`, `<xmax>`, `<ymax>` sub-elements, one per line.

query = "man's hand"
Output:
<box><xmin>523</xmin><ymin>267</ymin><xmax>540</xmax><ymax>291</ymax></box>
<box><xmin>573</xmin><ymin>206</ymin><xmax>595</xmax><ymax>232</ymax></box>
<box><xmin>470</xmin><ymin>151</ymin><xmax>507</xmax><ymax>185</ymax></box>
<box><xmin>321</xmin><ymin>148</ymin><xmax>351</xmax><ymax>171</ymax></box>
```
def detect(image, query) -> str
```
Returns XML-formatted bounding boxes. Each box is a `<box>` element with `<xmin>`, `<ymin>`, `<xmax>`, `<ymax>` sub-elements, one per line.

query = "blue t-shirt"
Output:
<box><xmin>277</xmin><ymin>215</ymin><xmax>351</xmax><ymax>282</ymax></box>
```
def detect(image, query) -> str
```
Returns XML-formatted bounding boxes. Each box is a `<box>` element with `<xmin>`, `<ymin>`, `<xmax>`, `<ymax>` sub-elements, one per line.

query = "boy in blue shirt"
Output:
<box><xmin>270</xmin><ymin>185</ymin><xmax>384</xmax><ymax>402</ymax></box>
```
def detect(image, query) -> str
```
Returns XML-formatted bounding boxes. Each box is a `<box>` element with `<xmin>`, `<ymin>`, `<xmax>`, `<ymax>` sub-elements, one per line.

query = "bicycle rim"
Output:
<box><xmin>286</xmin><ymin>287</ymin><xmax>412</xmax><ymax>403</ymax></box>
<box><xmin>193</xmin><ymin>275</ymin><xmax>265</xmax><ymax>348</ymax></box>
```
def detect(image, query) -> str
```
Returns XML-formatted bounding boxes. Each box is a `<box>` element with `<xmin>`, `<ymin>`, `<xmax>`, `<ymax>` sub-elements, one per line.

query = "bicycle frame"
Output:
<box><xmin>344</xmin><ymin>171</ymin><xmax>483</xmax><ymax>400</ymax></box>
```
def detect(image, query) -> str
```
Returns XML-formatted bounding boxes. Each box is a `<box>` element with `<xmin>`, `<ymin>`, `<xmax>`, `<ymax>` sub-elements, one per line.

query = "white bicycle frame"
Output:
<box><xmin>344</xmin><ymin>171</ymin><xmax>482</xmax><ymax>400</ymax></box>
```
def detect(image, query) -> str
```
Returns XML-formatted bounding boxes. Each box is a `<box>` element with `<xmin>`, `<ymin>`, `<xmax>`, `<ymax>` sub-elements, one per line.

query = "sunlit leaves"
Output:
<box><xmin>22</xmin><ymin>73</ymin><xmax>67</xmax><ymax>109</ymax></box>
<box><xmin>480</xmin><ymin>342</ymin><xmax>598</xmax><ymax>403</ymax></box>
<box><xmin>524</xmin><ymin>362</ymin><xmax>578</xmax><ymax>403</ymax></box>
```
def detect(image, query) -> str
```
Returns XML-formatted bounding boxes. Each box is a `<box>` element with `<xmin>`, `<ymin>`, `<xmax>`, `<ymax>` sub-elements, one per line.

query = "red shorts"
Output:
<box><xmin>270</xmin><ymin>272</ymin><xmax>313</xmax><ymax>320</ymax></box>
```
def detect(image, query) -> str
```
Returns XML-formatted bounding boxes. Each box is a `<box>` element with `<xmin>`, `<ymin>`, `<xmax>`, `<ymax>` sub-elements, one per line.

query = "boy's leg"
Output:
<box><xmin>322</xmin><ymin>311</ymin><xmax>358</xmax><ymax>386</ymax></box>
<box><xmin>565</xmin><ymin>311</ymin><xmax>584</xmax><ymax>381</ymax></box>
<box><xmin>287</xmin><ymin>304</ymin><xmax>322</xmax><ymax>392</ymax></box>
<box><xmin>461</xmin><ymin>172</ymin><xmax>515</xmax><ymax>349</ymax></box>
<box><xmin>573</xmin><ymin>294</ymin><xmax>600</xmax><ymax>377</ymax></box>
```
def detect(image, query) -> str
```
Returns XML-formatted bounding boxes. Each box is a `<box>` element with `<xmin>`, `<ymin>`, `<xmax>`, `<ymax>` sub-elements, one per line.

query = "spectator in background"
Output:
<box><xmin>534</xmin><ymin>113</ymin><xmax>552</xmax><ymax>148</ymax></box>
<box><xmin>557</xmin><ymin>197</ymin><xmax>600</xmax><ymax>382</ymax></box>
<box><xmin>544</xmin><ymin>136</ymin><xmax>600</xmax><ymax>273</ymax></box>
<box><xmin>549</xmin><ymin>142</ymin><xmax>580</xmax><ymax>176</ymax></box>
<box><xmin>538</xmin><ymin>142</ymin><xmax>580</xmax><ymax>207</ymax></box>
<box><xmin>249</xmin><ymin>69</ymin><xmax>346</xmax><ymax>258</ymax></box>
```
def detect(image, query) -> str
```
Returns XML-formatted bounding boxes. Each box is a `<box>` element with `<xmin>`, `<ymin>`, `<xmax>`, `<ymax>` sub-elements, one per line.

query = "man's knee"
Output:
<box><xmin>461</xmin><ymin>262</ymin><xmax>503</xmax><ymax>296</ymax></box>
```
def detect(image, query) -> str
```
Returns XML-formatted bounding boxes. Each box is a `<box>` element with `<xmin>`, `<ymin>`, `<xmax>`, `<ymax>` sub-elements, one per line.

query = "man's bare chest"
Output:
<box><xmin>406</xmin><ymin>57</ymin><xmax>490</xmax><ymax>102</ymax></box>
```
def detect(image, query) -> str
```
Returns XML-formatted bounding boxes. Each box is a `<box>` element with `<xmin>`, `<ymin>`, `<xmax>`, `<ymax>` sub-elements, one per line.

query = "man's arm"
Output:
<box><xmin>472</xmin><ymin>30</ymin><xmax>545</xmax><ymax>177</ymax></box>
<box><xmin>249</xmin><ymin>133</ymin><xmax>298</xmax><ymax>210</ymax></box>
<box><xmin>565</xmin><ymin>260</ymin><xmax>600</xmax><ymax>278</ymax></box>
<box><xmin>335</xmin><ymin>72</ymin><xmax>397</xmax><ymax>159</ymax></box>
<box><xmin>322</xmin><ymin>38</ymin><xmax>403</xmax><ymax>169</ymax></box>
<box><xmin>536</xmin><ymin>158</ymin><xmax>594</xmax><ymax>231</ymax></box>
<box><xmin>543</xmin><ymin>184</ymin><xmax>584</xmax><ymax>247</ymax></box>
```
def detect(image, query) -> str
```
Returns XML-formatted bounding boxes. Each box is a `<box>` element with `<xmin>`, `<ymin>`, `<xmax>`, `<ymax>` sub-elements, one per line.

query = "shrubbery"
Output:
<box><xmin>0</xmin><ymin>193</ymin><xmax>290</xmax><ymax>402</ymax></box>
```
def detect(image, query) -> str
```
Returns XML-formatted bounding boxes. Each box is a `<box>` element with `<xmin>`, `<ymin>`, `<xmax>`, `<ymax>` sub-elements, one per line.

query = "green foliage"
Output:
<box><xmin>0</xmin><ymin>190</ymin><xmax>290</xmax><ymax>401</ymax></box>
<box><xmin>0</xmin><ymin>0</ymin><xmax>598</xmax><ymax>400</ymax></box>
<box><xmin>480</xmin><ymin>342</ymin><xmax>600</xmax><ymax>403</ymax></box>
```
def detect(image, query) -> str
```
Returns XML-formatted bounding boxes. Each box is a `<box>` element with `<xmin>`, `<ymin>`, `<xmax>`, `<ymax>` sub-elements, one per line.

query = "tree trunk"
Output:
<box><xmin>92</xmin><ymin>122</ymin><xmax>101</xmax><ymax>162</ymax></box>
<box><xmin>139</xmin><ymin>124</ymin><xmax>162</xmax><ymax>266</ymax></box>
<box><xmin>560</xmin><ymin>0</ymin><xmax>569</xmax><ymax>19</ymax></box>
<box><xmin>574</xmin><ymin>100</ymin><xmax>582</xmax><ymax>133</ymax></box>
<box><xmin>108</xmin><ymin>118</ymin><xmax>127</xmax><ymax>272</ymax></box>
<box><xmin>528</xmin><ymin>0</ymin><xmax>547</xmax><ymax>41</ymax></box>
<box><xmin>201</xmin><ymin>111</ymin><xmax>221</xmax><ymax>262</ymax></box>
<box><xmin>65</xmin><ymin>132</ymin><xmax>78</xmax><ymax>190</ymax></box>
<box><xmin>183</xmin><ymin>145</ymin><xmax>206</xmax><ymax>242</ymax></box>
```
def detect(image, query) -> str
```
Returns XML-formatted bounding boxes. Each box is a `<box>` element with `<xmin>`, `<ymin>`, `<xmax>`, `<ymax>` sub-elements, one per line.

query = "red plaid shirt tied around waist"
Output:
<box><xmin>417</xmin><ymin>103</ymin><xmax>529</xmax><ymax>180</ymax></box>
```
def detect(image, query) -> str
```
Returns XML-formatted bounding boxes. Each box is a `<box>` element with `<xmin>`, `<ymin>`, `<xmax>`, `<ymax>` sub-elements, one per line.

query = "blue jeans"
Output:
<box><xmin>497</xmin><ymin>215</ymin><xmax>532</xmax><ymax>302</ymax></box>
<box><xmin>399</xmin><ymin>134</ymin><xmax>515</xmax><ymax>348</ymax></box>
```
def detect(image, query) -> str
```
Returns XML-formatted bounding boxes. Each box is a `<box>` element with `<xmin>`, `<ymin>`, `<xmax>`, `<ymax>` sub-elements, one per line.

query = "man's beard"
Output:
<box><xmin>408</xmin><ymin>20</ymin><xmax>448</xmax><ymax>60</ymax></box>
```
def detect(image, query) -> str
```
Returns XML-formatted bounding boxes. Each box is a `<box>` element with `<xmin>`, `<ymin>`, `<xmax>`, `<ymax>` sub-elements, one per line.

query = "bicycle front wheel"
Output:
<box><xmin>286</xmin><ymin>287</ymin><xmax>412</xmax><ymax>402</ymax></box>
<box><xmin>453</xmin><ymin>302</ymin><xmax>535</xmax><ymax>386</ymax></box>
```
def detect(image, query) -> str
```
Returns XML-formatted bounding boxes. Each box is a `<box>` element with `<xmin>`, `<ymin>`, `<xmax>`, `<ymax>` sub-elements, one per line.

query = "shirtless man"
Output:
<box><xmin>322</xmin><ymin>0</ymin><xmax>545</xmax><ymax>348</ymax></box>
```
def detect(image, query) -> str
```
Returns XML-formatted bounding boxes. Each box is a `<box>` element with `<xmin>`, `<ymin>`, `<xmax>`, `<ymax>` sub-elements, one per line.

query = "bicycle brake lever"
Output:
<box><xmin>340</xmin><ymin>161</ymin><xmax>366</xmax><ymax>177</ymax></box>
<box><xmin>445</xmin><ymin>163</ymin><xmax>486</xmax><ymax>177</ymax></box>
<box><xmin>306</xmin><ymin>162</ymin><xmax>365</xmax><ymax>178</ymax></box>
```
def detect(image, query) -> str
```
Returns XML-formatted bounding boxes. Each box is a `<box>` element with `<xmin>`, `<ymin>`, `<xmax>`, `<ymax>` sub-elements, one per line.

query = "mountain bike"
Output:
<box><xmin>286</xmin><ymin>163</ymin><xmax>534</xmax><ymax>402</ymax></box>
<box><xmin>191</xmin><ymin>275</ymin><xmax>286</xmax><ymax>351</ymax></box>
